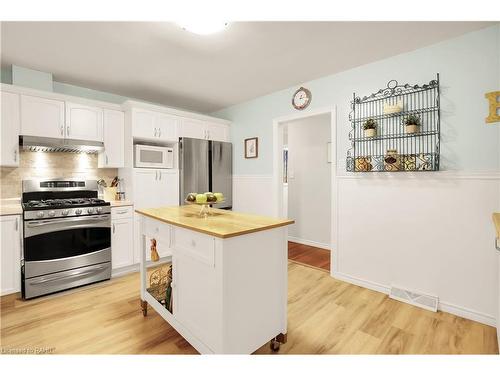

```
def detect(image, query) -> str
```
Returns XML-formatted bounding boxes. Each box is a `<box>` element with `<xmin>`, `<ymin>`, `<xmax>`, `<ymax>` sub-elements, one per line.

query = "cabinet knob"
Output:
<box><xmin>13</xmin><ymin>149</ymin><xmax>17</xmax><ymax>162</ymax></box>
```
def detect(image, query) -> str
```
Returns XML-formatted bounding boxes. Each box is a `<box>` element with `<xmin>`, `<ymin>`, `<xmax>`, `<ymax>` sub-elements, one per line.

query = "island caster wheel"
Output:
<box><xmin>140</xmin><ymin>300</ymin><xmax>148</xmax><ymax>317</ymax></box>
<box><xmin>270</xmin><ymin>339</ymin><xmax>280</xmax><ymax>352</ymax></box>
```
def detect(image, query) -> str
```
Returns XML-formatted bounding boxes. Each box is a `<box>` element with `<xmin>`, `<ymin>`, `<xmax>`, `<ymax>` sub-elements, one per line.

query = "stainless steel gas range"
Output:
<box><xmin>21</xmin><ymin>179</ymin><xmax>111</xmax><ymax>299</ymax></box>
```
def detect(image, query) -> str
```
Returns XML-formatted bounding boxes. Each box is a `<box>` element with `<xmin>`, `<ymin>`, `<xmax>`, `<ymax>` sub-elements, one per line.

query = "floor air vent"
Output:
<box><xmin>389</xmin><ymin>286</ymin><xmax>438</xmax><ymax>312</ymax></box>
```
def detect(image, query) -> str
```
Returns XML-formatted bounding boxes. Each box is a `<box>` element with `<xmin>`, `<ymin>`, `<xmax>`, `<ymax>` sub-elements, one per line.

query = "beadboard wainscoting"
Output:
<box><xmin>233</xmin><ymin>171</ymin><xmax>500</xmax><ymax>326</ymax></box>
<box><xmin>0</xmin><ymin>151</ymin><xmax>117</xmax><ymax>199</ymax></box>
<box><xmin>336</xmin><ymin>171</ymin><xmax>500</xmax><ymax>327</ymax></box>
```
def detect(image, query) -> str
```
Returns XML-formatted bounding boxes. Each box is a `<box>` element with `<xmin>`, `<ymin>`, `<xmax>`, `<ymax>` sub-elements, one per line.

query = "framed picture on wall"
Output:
<box><xmin>244</xmin><ymin>137</ymin><xmax>258</xmax><ymax>159</ymax></box>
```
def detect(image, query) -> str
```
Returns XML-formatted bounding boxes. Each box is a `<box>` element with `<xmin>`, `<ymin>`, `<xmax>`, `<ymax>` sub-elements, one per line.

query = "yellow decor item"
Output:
<box><xmin>402</xmin><ymin>154</ymin><xmax>416</xmax><ymax>171</ymax></box>
<box><xmin>103</xmin><ymin>187</ymin><xmax>117</xmax><ymax>201</ymax></box>
<box><xmin>384</xmin><ymin>149</ymin><xmax>401</xmax><ymax>171</ymax></box>
<box><xmin>355</xmin><ymin>156</ymin><xmax>373</xmax><ymax>172</ymax></box>
<box><xmin>150</xmin><ymin>238</ymin><xmax>159</xmax><ymax>262</ymax></box>
<box><xmin>485</xmin><ymin>91</ymin><xmax>500</xmax><ymax>123</ymax></box>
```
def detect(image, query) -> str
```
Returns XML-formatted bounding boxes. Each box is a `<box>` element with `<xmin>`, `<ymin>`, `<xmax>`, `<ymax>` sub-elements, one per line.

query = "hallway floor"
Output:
<box><xmin>288</xmin><ymin>241</ymin><xmax>330</xmax><ymax>272</ymax></box>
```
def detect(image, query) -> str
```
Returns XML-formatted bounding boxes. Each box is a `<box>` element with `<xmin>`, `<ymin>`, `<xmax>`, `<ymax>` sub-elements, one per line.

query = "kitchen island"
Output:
<box><xmin>135</xmin><ymin>205</ymin><xmax>294</xmax><ymax>354</ymax></box>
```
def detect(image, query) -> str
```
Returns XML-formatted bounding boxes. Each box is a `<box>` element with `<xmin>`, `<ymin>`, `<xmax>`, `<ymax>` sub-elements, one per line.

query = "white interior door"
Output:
<box><xmin>1</xmin><ymin>91</ymin><xmax>20</xmax><ymax>167</ymax></box>
<box><xmin>20</xmin><ymin>95</ymin><xmax>65</xmax><ymax>139</ymax></box>
<box><xmin>65</xmin><ymin>102</ymin><xmax>103</xmax><ymax>141</ymax></box>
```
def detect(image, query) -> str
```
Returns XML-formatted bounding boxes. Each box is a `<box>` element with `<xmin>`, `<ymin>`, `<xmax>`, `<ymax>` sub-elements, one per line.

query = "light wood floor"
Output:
<box><xmin>1</xmin><ymin>262</ymin><xmax>498</xmax><ymax>354</ymax></box>
<box><xmin>288</xmin><ymin>241</ymin><xmax>330</xmax><ymax>272</ymax></box>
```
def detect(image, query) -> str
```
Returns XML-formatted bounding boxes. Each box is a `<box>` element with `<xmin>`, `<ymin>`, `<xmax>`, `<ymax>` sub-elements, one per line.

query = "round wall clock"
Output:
<box><xmin>292</xmin><ymin>87</ymin><xmax>312</xmax><ymax>110</ymax></box>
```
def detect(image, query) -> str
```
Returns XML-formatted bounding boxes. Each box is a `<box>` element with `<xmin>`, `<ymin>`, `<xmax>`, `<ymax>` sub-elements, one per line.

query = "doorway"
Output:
<box><xmin>272</xmin><ymin>108</ymin><xmax>337</xmax><ymax>273</ymax></box>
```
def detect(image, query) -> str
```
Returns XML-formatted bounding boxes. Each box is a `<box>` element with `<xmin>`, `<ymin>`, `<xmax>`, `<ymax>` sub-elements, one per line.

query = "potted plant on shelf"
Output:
<box><xmin>403</xmin><ymin>115</ymin><xmax>421</xmax><ymax>134</ymax></box>
<box><xmin>363</xmin><ymin>119</ymin><xmax>377</xmax><ymax>138</ymax></box>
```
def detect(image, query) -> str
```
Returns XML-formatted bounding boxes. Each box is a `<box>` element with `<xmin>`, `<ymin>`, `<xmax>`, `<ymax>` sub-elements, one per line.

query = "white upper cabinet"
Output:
<box><xmin>157</xmin><ymin>170</ymin><xmax>180</xmax><ymax>206</ymax></box>
<box><xmin>132</xmin><ymin>109</ymin><xmax>156</xmax><ymax>140</ymax></box>
<box><xmin>132</xmin><ymin>109</ymin><xmax>178</xmax><ymax>142</ymax></box>
<box><xmin>180</xmin><ymin>118</ymin><xmax>206</xmax><ymax>140</ymax></box>
<box><xmin>206</xmin><ymin>122</ymin><xmax>230</xmax><ymax>142</ymax></box>
<box><xmin>65</xmin><ymin>102</ymin><xmax>103</xmax><ymax>142</ymax></box>
<box><xmin>156</xmin><ymin>113</ymin><xmax>178</xmax><ymax>142</ymax></box>
<box><xmin>179</xmin><ymin>118</ymin><xmax>230</xmax><ymax>142</ymax></box>
<box><xmin>98</xmin><ymin>109</ymin><xmax>124</xmax><ymax>168</ymax></box>
<box><xmin>1</xmin><ymin>91</ymin><xmax>20</xmax><ymax>167</ymax></box>
<box><xmin>20</xmin><ymin>95</ymin><xmax>65</xmax><ymax>139</ymax></box>
<box><xmin>132</xmin><ymin>168</ymin><xmax>179</xmax><ymax>209</ymax></box>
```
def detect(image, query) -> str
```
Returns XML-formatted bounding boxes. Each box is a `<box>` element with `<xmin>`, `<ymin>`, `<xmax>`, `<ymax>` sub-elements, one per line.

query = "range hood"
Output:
<box><xmin>21</xmin><ymin>136</ymin><xmax>104</xmax><ymax>154</ymax></box>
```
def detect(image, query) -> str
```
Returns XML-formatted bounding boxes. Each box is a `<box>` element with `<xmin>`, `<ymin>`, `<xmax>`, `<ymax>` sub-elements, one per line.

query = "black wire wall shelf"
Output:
<box><xmin>347</xmin><ymin>74</ymin><xmax>441</xmax><ymax>172</ymax></box>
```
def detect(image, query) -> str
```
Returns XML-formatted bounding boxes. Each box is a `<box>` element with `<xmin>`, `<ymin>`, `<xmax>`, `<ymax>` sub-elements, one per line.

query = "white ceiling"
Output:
<box><xmin>1</xmin><ymin>21</ymin><xmax>494</xmax><ymax>113</ymax></box>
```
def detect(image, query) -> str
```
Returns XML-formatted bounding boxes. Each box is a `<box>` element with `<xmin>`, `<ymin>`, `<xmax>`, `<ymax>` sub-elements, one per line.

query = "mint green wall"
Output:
<box><xmin>12</xmin><ymin>65</ymin><xmax>53</xmax><ymax>91</ymax></box>
<box><xmin>214</xmin><ymin>25</ymin><xmax>500</xmax><ymax>175</ymax></box>
<box><xmin>1</xmin><ymin>67</ymin><xmax>12</xmax><ymax>84</ymax></box>
<box><xmin>1</xmin><ymin>66</ymin><xmax>130</xmax><ymax>104</ymax></box>
<box><xmin>52</xmin><ymin>82</ymin><xmax>129</xmax><ymax>104</ymax></box>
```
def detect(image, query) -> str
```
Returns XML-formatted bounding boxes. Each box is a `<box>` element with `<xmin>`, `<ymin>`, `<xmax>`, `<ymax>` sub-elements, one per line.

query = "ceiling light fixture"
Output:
<box><xmin>177</xmin><ymin>21</ymin><xmax>228</xmax><ymax>35</ymax></box>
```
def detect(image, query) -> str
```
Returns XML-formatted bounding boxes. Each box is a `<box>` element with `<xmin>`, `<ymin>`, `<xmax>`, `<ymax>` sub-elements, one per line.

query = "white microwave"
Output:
<box><xmin>134</xmin><ymin>144</ymin><xmax>174</xmax><ymax>169</ymax></box>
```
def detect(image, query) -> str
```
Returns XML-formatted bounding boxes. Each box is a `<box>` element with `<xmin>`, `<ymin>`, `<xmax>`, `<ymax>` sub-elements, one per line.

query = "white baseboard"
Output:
<box><xmin>111</xmin><ymin>264</ymin><xmax>139</xmax><ymax>278</ymax></box>
<box><xmin>288</xmin><ymin>236</ymin><xmax>331</xmax><ymax>250</ymax></box>
<box><xmin>331</xmin><ymin>271</ymin><xmax>496</xmax><ymax>327</ymax></box>
<box><xmin>332</xmin><ymin>271</ymin><xmax>390</xmax><ymax>295</ymax></box>
<box><xmin>438</xmin><ymin>301</ymin><xmax>496</xmax><ymax>327</ymax></box>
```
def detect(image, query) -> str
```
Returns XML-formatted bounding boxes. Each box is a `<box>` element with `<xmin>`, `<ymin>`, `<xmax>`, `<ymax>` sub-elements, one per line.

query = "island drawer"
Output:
<box><xmin>111</xmin><ymin>206</ymin><xmax>133</xmax><ymax>220</ymax></box>
<box><xmin>142</xmin><ymin>216</ymin><xmax>170</xmax><ymax>243</ymax></box>
<box><xmin>172</xmin><ymin>227</ymin><xmax>215</xmax><ymax>267</ymax></box>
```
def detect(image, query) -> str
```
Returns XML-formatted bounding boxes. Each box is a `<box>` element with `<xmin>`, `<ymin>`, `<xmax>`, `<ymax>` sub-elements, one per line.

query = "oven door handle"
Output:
<box><xmin>26</xmin><ymin>215</ymin><xmax>110</xmax><ymax>228</ymax></box>
<box><xmin>28</xmin><ymin>264</ymin><xmax>109</xmax><ymax>285</ymax></box>
<box><xmin>25</xmin><ymin>215</ymin><xmax>111</xmax><ymax>237</ymax></box>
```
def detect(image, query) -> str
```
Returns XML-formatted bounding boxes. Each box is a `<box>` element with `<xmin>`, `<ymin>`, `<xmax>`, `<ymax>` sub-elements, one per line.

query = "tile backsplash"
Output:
<box><xmin>0</xmin><ymin>151</ymin><xmax>118</xmax><ymax>199</ymax></box>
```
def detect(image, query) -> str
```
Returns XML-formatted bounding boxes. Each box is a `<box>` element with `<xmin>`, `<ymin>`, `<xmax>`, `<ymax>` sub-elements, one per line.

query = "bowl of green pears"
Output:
<box><xmin>185</xmin><ymin>192</ymin><xmax>224</xmax><ymax>205</ymax></box>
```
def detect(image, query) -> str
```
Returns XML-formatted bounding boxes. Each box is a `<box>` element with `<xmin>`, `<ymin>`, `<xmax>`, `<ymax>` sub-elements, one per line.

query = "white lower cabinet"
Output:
<box><xmin>111</xmin><ymin>207</ymin><xmax>134</xmax><ymax>270</ymax></box>
<box><xmin>1</xmin><ymin>215</ymin><xmax>22</xmax><ymax>296</ymax></box>
<box><xmin>138</xmin><ymin>215</ymin><xmax>288</xmax><ymax>354</ymax></box>
<box><xmin>172</xmin><ymin>228</ymin><xmax>219</xmax><ymax>351</ymax></box>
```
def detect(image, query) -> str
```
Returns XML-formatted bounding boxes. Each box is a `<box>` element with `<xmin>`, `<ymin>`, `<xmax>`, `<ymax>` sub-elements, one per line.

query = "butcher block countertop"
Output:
<box><xmin>136</xmin><ymin>205</ymin><xmax>294</xmax><ymax>239</ymax></box>
<box><xmin>0</xmin><ymin>199</ymin><xmax>22</xmax><ymax>216</ymax></box>
<box><xmin>493</xmin><ymin>213</ymin><xmax>500</xmax><ymax>238</ymax></box>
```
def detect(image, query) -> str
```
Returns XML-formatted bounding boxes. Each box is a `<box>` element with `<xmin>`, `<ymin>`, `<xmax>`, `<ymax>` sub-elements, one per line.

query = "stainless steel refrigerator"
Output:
<box><xmin>179</xmin><ymin>138</ymin><xmax>232</xmax><ymax>209</ymax></box>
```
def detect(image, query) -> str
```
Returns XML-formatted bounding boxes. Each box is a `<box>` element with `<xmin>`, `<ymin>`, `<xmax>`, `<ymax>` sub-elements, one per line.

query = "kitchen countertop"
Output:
<box><xmin>0</xmin><ymin>199</ymin><xmax>22</xmax><ymax>216</ymax></box>
<box><xmin>493</xmin><ymin>213</ymin><xmax>500</xmax><ymax>239</ymax></box>
<box><xmin>107</xmin><ymin>200</ymin><xmax>134</xmax><ymax>207</ymax></box>
<box><xmin>136</xmin><ymin>205</ymin><xmax>294</xmax><ymax>239</ymax></box>
<box><xmin>0</xmin><ymin>198</ymin><xmax>133</xmax><ymax>216</ymax></box>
